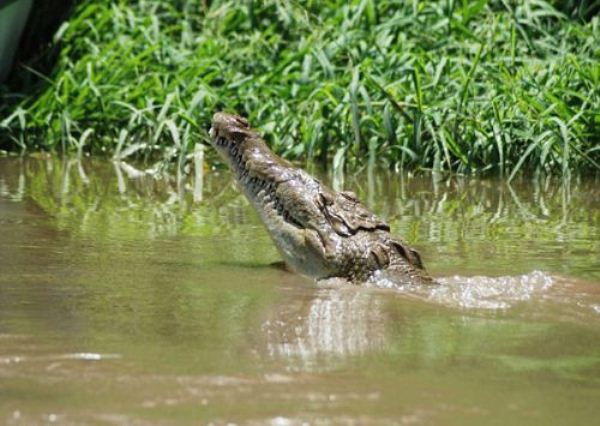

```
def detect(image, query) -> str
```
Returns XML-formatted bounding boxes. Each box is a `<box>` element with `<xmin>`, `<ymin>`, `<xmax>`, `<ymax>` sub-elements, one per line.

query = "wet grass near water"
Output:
<box><xmin>1</xmin><ymin>0</ymin><xmax>599</xmax><ymax>177</ymax></box>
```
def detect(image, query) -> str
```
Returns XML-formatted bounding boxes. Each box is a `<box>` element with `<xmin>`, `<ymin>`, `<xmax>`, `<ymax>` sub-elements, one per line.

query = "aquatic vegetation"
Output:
<box><xmin>1</xmin><ymin>0</ymin><xmax>599</xmax><ymax>177</ymax></box>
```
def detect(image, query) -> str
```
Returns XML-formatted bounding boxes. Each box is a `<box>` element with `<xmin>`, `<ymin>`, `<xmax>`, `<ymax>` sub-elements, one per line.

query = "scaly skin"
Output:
<box><xmin>209</xmin><ymin>112</ymin><xmax>435</xmax><ymax>285</ymax></box>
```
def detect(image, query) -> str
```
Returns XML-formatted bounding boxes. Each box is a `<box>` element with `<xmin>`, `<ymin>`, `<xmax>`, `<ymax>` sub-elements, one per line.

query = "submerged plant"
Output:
<box><xmin>0</xmin><ymin>0</ymin><xmax>599</xmax><ymax>177</ymax></box>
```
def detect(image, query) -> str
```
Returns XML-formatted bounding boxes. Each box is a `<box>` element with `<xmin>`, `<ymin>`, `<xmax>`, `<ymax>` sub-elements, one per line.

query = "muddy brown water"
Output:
<box><xmin>0</xmin><ymin>156</ymin><xmax>599</xmax><ymax>425</ymax></box>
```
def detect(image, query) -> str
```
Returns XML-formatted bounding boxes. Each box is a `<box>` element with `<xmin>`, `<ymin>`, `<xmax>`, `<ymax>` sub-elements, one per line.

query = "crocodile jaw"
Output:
<box><xmin>209</xmin><ymin>113</ymin><xmax>336</xmax><ymax>277</ymax></box>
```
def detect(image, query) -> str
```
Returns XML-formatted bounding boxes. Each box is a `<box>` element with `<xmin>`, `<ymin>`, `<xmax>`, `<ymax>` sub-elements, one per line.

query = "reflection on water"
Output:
<box><xmin>263</xmin><ymin>287</ymin><xmax>386</xmax><ymax>367</ymax></box>
<box><xmin>2</xmin><ymin>155</ymin><xmax>598</xmax><ymax>273</ymax></box>
<box><xmin>0</xmin><ymin>155</ymin><xmax>600</xmax><ymax>424</ymax></box>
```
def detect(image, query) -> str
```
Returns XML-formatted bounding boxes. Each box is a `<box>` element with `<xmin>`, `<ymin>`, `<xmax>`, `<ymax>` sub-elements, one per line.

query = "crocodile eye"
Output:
<box><xmin>235</xmin><ymin>116</ymin><xmax>249</xmax><ymax>127</ymax></box>
<box><xmin>230</xmin><ymin>129</ymin><xmax>247</xmax><ymax>141</ymax></box>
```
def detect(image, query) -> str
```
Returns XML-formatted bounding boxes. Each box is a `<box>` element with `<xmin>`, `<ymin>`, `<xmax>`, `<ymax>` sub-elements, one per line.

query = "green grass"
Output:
<box><xmin>1</xmin><ymin>0</ymin><xmax>599</xmax><ymax>177</ymax></box>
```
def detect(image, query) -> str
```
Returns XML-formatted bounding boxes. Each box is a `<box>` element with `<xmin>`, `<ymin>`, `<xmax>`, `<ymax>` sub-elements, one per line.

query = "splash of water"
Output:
<box><xmin>431</xmin><ymin>271</ymin><xmax>555</xmax><ymax>310</ymax></box>
<box><xmin>370</xmin><ymin>270</ymin><xmax>555</xmax><ymax>310</ymax></box>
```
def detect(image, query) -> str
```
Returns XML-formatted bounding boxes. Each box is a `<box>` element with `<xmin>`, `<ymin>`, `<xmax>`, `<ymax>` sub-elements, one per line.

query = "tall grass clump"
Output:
<box><xmin>1</xmin><ymin>0</ymin><xmax>599</xmax><ymax>176</ymax></box>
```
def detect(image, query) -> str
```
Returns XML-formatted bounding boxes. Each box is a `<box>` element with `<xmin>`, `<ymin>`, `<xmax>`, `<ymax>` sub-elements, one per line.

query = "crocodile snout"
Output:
<box><xmin>210</xmin><ymin>112</ymin><xmax>250</xmax><ymax>141</ymax></box>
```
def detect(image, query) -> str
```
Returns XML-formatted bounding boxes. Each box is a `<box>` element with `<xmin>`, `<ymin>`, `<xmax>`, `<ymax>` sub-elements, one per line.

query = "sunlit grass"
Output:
<box><xmin>1</xmin><ymin>0</ymin><xmax>599</xmax><ymax>177</ymax></box>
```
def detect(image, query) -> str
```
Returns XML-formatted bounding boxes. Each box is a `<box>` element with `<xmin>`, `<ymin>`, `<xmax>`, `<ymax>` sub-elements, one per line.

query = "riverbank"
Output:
<box><xmin>1</xmin><ymin>0</ymin><xmax>598</xmax><ymax>177</ymax></box>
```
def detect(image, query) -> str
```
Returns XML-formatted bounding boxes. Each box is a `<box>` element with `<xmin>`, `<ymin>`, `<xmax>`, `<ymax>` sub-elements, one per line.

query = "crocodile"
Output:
<box><xmin>209</xmin><ymin>112</ymin><xmax>435</xmax><ymax>286</ymax></box>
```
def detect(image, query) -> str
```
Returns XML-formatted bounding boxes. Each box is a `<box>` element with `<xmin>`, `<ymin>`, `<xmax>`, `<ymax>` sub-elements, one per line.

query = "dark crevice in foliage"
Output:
<box><xmin>4</xmin><ymin>0</ymin><xmax>75</xmax><ymax>92</ymax></box>
<box><xmin>553</xmin><ymin>0</ymin><xmax>600</xmax><ymax>21</ymax></box>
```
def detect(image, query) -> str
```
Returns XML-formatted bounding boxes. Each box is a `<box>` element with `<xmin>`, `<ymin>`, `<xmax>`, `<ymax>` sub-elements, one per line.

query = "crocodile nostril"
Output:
<box><xmin>235</xmin><ymin>116</ymin><xmax>249</xmax><ymax>127</ymax></box>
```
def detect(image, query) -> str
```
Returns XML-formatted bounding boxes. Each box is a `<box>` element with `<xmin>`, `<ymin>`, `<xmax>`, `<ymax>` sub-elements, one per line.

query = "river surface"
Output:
<box><xmin>0</xmin><ymin>155</ymin><xmax>599</xmax><ymax>425</ymax></box>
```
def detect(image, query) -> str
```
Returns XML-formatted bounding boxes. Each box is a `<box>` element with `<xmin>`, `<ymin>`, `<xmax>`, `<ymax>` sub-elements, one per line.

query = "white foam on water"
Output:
<box><xmin>369</xmin><ymin>270</ymin><xmax>556</xmax><ymax>310</ymax></box>
<box><xmin>59</xmin><ymin>353</ymin><xmax>122</xmax><ymax>361</ymax></box>
<box><xmin>430</xmin><ymin>270</ymin><xmax>555</xmax><ymax>310</ymax></box>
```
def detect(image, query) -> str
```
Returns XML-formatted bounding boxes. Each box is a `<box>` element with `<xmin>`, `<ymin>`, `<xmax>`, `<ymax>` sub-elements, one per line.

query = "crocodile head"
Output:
<box><xmin>209</xmin><ymin>112</ymin><xmax>296</xmax><ymax>200</ymax></box>
<box><xmin>209</xmin><ymin>112</ymin><xmax>260</xmax><ymax>171</ymax></box>
<box><xmin>209</xmin><ymin>112</ymin><xmax>338</xmax><ymax>277</ymax></box>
